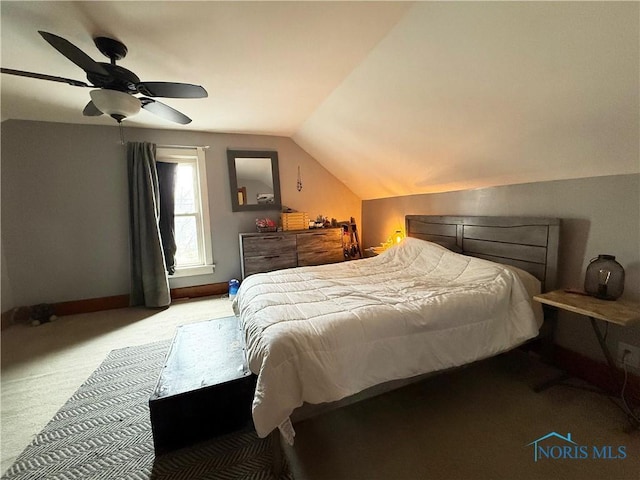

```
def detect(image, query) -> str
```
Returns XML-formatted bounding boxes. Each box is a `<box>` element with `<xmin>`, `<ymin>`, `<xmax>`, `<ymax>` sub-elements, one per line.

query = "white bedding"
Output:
<box><xmin>232</xmin><ymin>237</ymin><xmax>542</xmax><ymax>443</ymax></box>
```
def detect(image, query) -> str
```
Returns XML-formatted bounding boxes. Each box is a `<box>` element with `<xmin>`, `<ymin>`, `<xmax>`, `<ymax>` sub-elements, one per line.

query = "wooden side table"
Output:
<box><xmin>533</xmin><ymin>289</ymin><xmax>640</xmax><ymax>430</ymax></box>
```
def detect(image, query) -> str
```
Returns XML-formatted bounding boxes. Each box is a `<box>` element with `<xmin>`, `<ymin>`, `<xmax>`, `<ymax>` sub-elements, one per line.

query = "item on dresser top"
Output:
<box><xmin>281</xmin><ymin>211</ymin><xmax>310</xmax><ymax>231</ymax></box>
<box><xmin>314</xmin><ymin>214</ymin><xmax>331</xmax><ymax>229</ymax></box>
<box><xmin>255</xmin><ymin>217</ymin><xmax>277</xmax><ymax>233</ymax></box>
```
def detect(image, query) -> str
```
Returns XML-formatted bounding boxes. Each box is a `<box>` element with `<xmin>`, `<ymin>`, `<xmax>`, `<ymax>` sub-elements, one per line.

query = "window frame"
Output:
<box><xmin>156</xmin><ymin>147</ymin><xmax>214</xmax><ymax>277</ymax></box>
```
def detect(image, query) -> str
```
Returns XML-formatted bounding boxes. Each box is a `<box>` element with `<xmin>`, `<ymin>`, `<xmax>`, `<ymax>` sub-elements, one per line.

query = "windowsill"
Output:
<box><xmin>170</xmin><ymin>264</ymin><xmax>215</xmax><ymax>278</ymax></box>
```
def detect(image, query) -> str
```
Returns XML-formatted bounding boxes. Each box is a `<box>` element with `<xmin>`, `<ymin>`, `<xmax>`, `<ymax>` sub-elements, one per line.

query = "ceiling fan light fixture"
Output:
<box><xmin>90</xmin><ymin>89</ymin><xmax>140</xmax><ymax>122</ymax></box>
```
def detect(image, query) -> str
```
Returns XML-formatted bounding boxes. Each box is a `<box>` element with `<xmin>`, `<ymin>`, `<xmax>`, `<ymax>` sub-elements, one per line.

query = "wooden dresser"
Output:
<box><xmin>240</xmin><ymin>228</ymin><xmax>344</xmax><ymax>278</ymax></box>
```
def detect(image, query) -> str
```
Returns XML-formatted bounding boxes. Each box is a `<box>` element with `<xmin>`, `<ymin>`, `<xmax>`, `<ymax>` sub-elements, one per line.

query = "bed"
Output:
<box><xmin>233</xmin><ymin>215</ymin><xmax>560</xmax><ymax>444</ymax></box>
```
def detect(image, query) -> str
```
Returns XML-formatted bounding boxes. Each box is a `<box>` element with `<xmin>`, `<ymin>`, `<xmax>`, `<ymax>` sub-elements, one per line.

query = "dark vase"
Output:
<box><xmin>584</xmin><ymin>254</ymin><xmax>625</xmax><ymax>300</ymax></box>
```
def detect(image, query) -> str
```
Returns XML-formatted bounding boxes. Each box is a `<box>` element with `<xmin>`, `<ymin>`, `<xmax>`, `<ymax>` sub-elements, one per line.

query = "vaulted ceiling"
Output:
<box><xmin>2</xmin><ymin>1</ymin><xmax>638</xmax><ymax>200</ymax></box>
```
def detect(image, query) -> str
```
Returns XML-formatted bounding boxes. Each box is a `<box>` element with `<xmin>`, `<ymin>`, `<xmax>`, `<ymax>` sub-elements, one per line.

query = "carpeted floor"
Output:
<box><xmin>3</xmin><ymin>297</ymin><xmax>640</xmax><ymax>480</ymax></box>
<box><xmin>1</xmin><ymin>339</ymin><xmax>291</xmax><ymax>480</ymax></box>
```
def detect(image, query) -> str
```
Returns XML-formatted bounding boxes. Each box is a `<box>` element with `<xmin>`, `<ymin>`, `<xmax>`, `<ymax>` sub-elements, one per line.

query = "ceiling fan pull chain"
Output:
<box><xmin>119</xmin><ymin>122</ymin><xmax>125</xmax><ymax>145</ymax></box>
<box><xmin>297</xmin><ymin>165</ymin><xmax>303</xmax><ymax>192</ymax></box>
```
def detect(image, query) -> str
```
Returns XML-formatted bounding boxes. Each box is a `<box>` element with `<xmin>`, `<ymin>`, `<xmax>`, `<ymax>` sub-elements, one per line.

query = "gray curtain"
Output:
<box><xmin>127</xmin><ymin>142</ymin><xmax>171</xmax><ymax>307</ymax></box>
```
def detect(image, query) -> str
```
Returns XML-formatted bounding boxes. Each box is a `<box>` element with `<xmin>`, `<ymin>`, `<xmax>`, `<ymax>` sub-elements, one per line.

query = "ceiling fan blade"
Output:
<box><xmin>1</xmin><ymin>68</ymin><xmax>91</xmax><ymax>87</ymax></box>
<box><xmin>136</xmin><ymin>82</ymin><xmax>208</xmax><ymax>98</ymax></box>
<box><xmin>38</xmin><ymin>31</ymin><xmax>110</xmax><ymax>78</ymax></box>
<box><xmin>140</xmin><ymin>97</ymin><xmax>192</xmax><ymax>124</ymax></box>
<box><xmin>82</xmin><ymin>101</ymin><xmax>103</xmax><ymax>117</ymax></box>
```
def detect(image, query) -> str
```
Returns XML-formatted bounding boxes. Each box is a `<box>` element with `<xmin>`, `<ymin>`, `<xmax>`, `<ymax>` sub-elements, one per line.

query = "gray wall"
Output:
<box><xmin>362</xmin><ymin>174</ymin><xmax>640</xmax><ymax>373</ymax></box>
<box><xmin>1</xmin><ymin>120</ymin><xmax>361</xmax><ymax>309</ymax></box>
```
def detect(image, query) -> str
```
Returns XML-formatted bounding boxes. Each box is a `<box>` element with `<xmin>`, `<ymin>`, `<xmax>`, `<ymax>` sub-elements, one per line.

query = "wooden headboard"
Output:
<box><xmin>405</xmin><ymin>215</ymin><xmax>560</xmax><ymax>292</ymax></box>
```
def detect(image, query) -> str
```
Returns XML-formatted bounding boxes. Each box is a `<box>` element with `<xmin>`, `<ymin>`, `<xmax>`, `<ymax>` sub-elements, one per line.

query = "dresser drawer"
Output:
<box><xmin>297</xmin><ymin>229</ymin><xmax>344</xmax><ymax>266</ymax></box>
<box><xmin>243</xmin><ymin>252</ymin><xmax>298</xmax><ymax>277</ymax></box>
<box><xmin>242</xmin><ymin>234</ymin><xmax>296</xmax><ymax>256</ymax></box>
<box><xmin>296</xmin><ymin>229</ymin><xmax>341</xmax><ymax>249</ymax></box>
<box><xmin>298</xmin><ymin>249</ymin><xmax>344</xmax><ymax>266</ymax></box>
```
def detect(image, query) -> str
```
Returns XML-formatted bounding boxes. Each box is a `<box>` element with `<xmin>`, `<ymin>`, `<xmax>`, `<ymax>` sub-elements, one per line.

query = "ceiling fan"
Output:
<box><xmin>1</xmin><ymin>31</ymin><xmax>208</xmax><ymax>125</ymax></box>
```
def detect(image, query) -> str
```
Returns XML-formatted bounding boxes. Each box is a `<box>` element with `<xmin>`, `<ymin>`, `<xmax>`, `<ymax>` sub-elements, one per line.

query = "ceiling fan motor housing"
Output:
<box><xmin>87</xmin><ymin>64</ymin><xmax>140</xmax><ymax>93</ymax></box>
<box><xmin>94</xmin><ymin>36</ymin><xmax>128</xmax><ymax>62</ymax></box>
<box><xmin>87</xmin><ymin>37</ymin><xmax>139</xmax><ymax>93</ymax></box>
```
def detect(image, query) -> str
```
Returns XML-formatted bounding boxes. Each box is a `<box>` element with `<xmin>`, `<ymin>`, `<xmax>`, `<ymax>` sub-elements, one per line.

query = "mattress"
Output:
<box><xmin>233</xmin><ymin>237</ymin><xmax>542</xmax><ymax>443</ymax></box>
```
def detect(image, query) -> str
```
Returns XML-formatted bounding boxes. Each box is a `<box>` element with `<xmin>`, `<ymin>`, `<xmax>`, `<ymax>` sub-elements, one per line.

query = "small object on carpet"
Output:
<box><xmin>1</xmin><ymin>337</ymin><xmax>292</xmax><ymax>480</ymax></box>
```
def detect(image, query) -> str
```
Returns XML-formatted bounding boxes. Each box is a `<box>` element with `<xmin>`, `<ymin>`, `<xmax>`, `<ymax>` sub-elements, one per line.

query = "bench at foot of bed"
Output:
<box><xmin>148</xmin><ymin>316</ymin><xmax>256</xmax><ymax>454</ymax></box>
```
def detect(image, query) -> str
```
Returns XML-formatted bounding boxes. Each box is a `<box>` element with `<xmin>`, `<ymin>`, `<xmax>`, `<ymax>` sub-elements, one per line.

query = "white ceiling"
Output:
<box><xmin>2</xmin><ymin>1</ymin><xmax>638</xmax><ymax>200</ymax></box>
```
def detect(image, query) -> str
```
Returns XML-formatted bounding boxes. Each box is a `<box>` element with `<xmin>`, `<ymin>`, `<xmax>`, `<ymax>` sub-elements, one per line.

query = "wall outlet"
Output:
<box><xmin>617</xmin><ymin>342</ymin><xmax>640</xmax><ymax>369</ymax></box>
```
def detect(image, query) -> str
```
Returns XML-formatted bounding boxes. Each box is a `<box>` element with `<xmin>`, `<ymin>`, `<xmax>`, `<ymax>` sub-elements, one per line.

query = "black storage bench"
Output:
<box><xmin>149</xmin><ymin>316</ymin><xmax>256</xmax><ymax>454</ymax></box>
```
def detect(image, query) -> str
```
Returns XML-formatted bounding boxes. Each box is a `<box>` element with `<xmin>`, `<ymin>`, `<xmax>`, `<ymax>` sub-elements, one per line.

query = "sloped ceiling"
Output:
<box><xmin>2</xmin><ymin>1</ymin><xmax>638</xmax><ymax>200</ymax></box>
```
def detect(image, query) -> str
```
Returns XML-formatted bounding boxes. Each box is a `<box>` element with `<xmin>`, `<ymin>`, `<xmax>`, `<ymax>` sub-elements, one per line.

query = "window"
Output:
<box><xmin>156</xmin><ymin>147</ymin><xmax>214</xmax><ymax>277</ymax></box>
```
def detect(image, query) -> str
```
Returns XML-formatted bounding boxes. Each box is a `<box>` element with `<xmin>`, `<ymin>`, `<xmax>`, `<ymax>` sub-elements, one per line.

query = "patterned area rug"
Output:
<box><xmin>2</xmin><ymin>339</ymin><xmax>292</xmax><ymax>480</ymax></box>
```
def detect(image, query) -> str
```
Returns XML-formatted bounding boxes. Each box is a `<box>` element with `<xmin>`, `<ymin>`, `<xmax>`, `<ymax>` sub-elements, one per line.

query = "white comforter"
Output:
<box><xmin>233</xmin><ymin>237</ymin><xmax>541</xmax><ymax>442</ymax></box>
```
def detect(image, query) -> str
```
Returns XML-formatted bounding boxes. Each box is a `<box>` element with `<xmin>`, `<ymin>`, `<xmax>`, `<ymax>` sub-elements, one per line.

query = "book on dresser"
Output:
<box><xmin>239</xmin><ymin>228</ymin><xmax>344</xmax><ymax>279</ymax></box>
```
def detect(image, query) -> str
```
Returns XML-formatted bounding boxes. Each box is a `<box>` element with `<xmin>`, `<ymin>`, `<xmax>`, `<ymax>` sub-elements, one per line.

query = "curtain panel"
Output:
<box><xmin>157</xmin><ymin>162</ymin><xmax>177</xmax><ymax>275</ymax></box>
<box><xmin>127</xmin><ymin>142</ymin><xmax>171</xmax><ymax>307</ymax></box>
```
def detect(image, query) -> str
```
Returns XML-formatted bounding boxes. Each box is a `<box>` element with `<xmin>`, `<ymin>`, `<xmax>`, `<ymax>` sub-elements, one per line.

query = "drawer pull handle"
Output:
<box><xmin>264</xmin><ymin>236</ymin><xmax>285</xmax><ymax>240</ymax></box>
<box><xmin>263</xmin><ymin>255</ymin><xmax>280</xmax><ymax>259</ymax></box>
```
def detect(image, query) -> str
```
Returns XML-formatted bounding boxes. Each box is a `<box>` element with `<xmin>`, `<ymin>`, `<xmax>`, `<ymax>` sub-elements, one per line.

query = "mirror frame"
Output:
<box><xmin>227</xmin><ymin>149</ymin><xmax>282</xmax><ymax>212</ymax></box>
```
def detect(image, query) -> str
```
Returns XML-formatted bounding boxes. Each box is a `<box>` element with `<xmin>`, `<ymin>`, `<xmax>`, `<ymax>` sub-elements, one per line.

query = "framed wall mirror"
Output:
<box><xmin>227</xmin><ymin>149</ymin><xmax>282</xmax><ymax>212</ymax></box>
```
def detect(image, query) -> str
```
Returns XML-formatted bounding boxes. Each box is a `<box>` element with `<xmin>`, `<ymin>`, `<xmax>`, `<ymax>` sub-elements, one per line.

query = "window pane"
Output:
<box><xmin>175</xmin><ymin>164</ymin><xmax>196</xmax><ymax>214</ymax></box>
<box><xmin>175</xmin><ymin>215</ymin><xmax>201</xmax><ymax>266</ymax></box>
